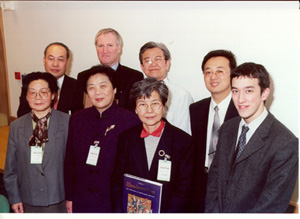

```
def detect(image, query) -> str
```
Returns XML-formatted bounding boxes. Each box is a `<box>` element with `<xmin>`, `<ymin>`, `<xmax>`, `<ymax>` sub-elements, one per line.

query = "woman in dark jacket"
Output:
<box><xmin>111</xmin><ymin>77</ymin><xmax>194</xmax><ymax>213</ymax></box>
<box><xmin>64</xmin><ymin>65</ymin><xmax>140</xmax><ymax>213</ymax></box>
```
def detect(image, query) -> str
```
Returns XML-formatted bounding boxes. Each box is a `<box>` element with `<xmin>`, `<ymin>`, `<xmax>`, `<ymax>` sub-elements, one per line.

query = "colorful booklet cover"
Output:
<box><xmin>123</xmin><ymin>173</ymin><xmax>163</xmax><ymax>213</ymax></box>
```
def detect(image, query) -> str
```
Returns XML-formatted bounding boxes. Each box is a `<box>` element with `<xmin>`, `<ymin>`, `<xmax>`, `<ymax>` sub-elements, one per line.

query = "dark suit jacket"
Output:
<box><xmin>17</xmin><ymin>75</ymin><xmax>82</xmax><ymax>117</ymax></box>
<box><xmin>111</xmin><ymin>121</ymin><xmax>194</xmax><ymax>213</ymax></box>
<box><xmin>4</xmin><ymin>109</ymin><xmax>69</xmax><ymax>206</ymax></box>
<box><xmin>189</xmin><ymin>97</ymin><xmax>238</xmax><ymax>212</ymax></box>
<box><xmin>205</xmin><ymin>113</ymin><xmax>298</xmax><ymax>213</ymax></box>
<box><xmin>75</xmin><ymin>64</ymin><xmax>143</xmax><ymax>111</ymax></box>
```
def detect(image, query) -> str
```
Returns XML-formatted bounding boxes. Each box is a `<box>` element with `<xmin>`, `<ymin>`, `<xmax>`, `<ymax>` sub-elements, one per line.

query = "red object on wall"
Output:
<box><xmin>15</xmin><ymin>72</ymin><xmax>21</xmax><ymax>80</ymax></box>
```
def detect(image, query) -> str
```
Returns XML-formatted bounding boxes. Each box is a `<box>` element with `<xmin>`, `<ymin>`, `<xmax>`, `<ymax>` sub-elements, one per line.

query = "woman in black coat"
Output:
<box><xmin>111</xmin><ymin>78</ymin><xmax>194</xmax><ymax>213</ymax></box>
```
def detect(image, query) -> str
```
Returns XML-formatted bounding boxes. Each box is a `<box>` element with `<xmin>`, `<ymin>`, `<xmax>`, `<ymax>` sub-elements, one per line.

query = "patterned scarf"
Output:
<box><xmin>29</xmin><ymin>110</ymin><xmax>51</xmax><ymax>146</ymax></box>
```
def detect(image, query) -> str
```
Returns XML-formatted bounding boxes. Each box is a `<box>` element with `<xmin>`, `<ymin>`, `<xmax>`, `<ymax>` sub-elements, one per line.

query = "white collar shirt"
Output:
<box><xmin>236</xmin><ymin>107</ymin><xmax>268</xmax><ymax>148</ymax></box>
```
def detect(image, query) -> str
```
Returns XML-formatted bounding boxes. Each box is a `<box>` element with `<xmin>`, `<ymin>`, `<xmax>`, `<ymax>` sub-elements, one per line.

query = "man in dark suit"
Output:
<box><xmin>189</xmin><ymin>50</ymin><xmax>239</xmax><ymax>212</ymax></box>
<box><xmin>17</xmin><ymin>42</ymin><xmax>82</xmax><ymax>117</ymax></box>
<box><xmin>205</xmin><ymin>62</ymin><xmax>298</xmax><ymax>213</ymax></box>
<box><xmin>75</xmin><ymin>28</ymin><xmax>143</xmax><ymax>110</ymax></box>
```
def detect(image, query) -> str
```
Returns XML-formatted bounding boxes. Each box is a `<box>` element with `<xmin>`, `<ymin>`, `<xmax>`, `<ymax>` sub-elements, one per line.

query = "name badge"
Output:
<box><xmin>157</xmin><ymin>159</ymin><xmax>172</xmax><ymax>182</ymax></box>
<box><xmin>30</xmin><ymin>146</ymin><xmax>43</xmax><ymax>164</ymax></box>
<box><xmin>86</xmin><ymin>143</ymin><xmax>101</xmax><ymax>166</ymax></box>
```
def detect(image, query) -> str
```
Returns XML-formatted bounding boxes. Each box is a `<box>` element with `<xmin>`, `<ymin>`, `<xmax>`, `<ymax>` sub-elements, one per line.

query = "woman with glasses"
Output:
<box><xmin>4</xmin><ymin>72</ymin><xmax>70</xmax><ymax>213</ymax></box>
<box><xmin>111</xmin><ymin>77</ymin><xmax>194</xmax><ymax>213</ymax></box>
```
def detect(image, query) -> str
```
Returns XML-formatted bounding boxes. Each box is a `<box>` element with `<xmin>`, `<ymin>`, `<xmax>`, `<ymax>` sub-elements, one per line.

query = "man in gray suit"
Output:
<box><xmin>205</xmin><ymin>62</ymin><xmax>298</xmax><ymax>213</ymax></box>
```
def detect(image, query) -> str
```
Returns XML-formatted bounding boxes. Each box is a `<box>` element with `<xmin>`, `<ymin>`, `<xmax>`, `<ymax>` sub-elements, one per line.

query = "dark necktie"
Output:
<box><xmin>208</xmin><ymin>106</ymin><xmax>220</xmax><ymax>168</ymax></box>
<box><xmin>235</xmin><ymin>125</ymin><xmax>250</xmax><ymax>159</ymax></box>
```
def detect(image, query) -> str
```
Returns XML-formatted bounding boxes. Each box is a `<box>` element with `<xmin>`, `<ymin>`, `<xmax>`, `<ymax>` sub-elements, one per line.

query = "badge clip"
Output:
<box><xmin>94</xmin><ymin>141</ymin><xmax>100</xmax><ymax>147</ymax></box>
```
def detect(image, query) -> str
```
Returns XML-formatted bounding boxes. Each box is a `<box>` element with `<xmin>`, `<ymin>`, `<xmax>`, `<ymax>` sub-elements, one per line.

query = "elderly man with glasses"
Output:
<box><xmin>138</xmin><ymin>42</ymin><xmax>193</xmax><ymax>135</ymax></box>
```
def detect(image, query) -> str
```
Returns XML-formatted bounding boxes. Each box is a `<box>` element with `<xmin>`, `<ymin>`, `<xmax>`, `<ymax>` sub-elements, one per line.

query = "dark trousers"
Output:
<box><xmin>23</xmin><ymin>200</ymin><xmax>67</xmax><ymax>213</ymax></box>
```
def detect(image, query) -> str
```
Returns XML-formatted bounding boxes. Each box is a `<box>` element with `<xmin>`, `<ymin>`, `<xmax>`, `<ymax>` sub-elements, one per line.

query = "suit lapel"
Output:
<box><xmin>234</xmin><ymin>113</ymin><xmax>273</xmax><ymax>164</ymax></box>
<box><xmin>224</xmin><ymin>99</ymin><xmax>239</xmax><ymax>121</ymax></box>
<box><xmin>57</xmin><ymin>76</ymin><xmax>70</xmax><ymax>111</ymax></box>
<box><xmin>42</xmin><ymin>109</ymin><xmax>58</xmax><ymax>169</ymax></box>
<box><xmin>131</xmin><ymin>128</ymin><xmax>149</xmax><ymax>178</ymax></box>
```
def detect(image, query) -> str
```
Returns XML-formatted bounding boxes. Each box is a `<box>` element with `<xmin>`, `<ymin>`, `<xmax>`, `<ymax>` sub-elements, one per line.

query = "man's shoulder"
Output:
<box><xmin>190</xmin><ymin>97</ymin><xmax>211</xmax><ymax>110</ymax></box>
<box><xmin>64</xmin><ymin>75</ymin><xmax>77</xmax><ymax>82</ymax></box>
<box><xmin>263</xmin><ymin>113</ymin><xmax>297</xmax><ymax>140</ymax></box>
<box><xmin>117</xmin><ymin>64</ymin><xmax>143</xmax><ymax>77</ymax></box>
<box><xmin>63</xmin><ymin>75</ymin><xmax>77</xmax><ymax>87</ymax></box>
<box><xmin>167</xmin><ymin>80</ymin><xmax>192</xmax><ymax>97</ymax></box>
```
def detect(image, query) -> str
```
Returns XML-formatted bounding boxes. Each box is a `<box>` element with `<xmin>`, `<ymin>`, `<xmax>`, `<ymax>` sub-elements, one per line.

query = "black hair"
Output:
<box><xmin>81</xmin><ymin>65</ymin><xmax>117</xmax><ymax>93</ymax></box>
<box><xmin>201</xmin><ymin>49</ymin><xmax>237</xmax><ymax>72</ymax></box>
<box><xmin>231</xmin><ymin>62</ymin><xmax>270</xmax><ymax>94</ymax></box>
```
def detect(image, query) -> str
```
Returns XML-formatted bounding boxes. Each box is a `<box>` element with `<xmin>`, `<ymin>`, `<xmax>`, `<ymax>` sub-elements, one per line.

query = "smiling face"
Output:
<box><xmin>140</xmin><ymin>47</ymin><xmax>170</xmax><ymax>81</ymax></box>
<box><xmin>95</xmin><ymin>32</ymin><xmax>121</xmax><ymax>67</ymax></box>
<box><xmin>203</xmin><ymin>56</ymin><xmax>231</xmax><ymax>103</ymax></box>
<box><xmin>231</xmin><ymin>76</ymin><xmax>269</xmax><ymax>124</ymax></box>
<box><xmin>135</xmin><ymin>90</ymin><xmax>164</xmax><ymax>133</ymax></box>
<box><xmin>26</xmin><ymin>79</ymin><xmax>55</xmax><ymax>118</ymax></box>
<box><xmin>43</xmin><ymin>44</ymin><xmax>68</xmax><ymax>79</ymax></box>
<box><xmin>86</xmin><ymin>73</ymin><xmax>116</xmax><ymax>114</ymax></box>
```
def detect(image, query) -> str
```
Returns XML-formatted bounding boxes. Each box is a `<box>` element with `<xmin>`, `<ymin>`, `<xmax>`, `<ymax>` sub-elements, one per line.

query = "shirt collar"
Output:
<box><xmin>240</xmin><ymin>107</ymin><xmax>268</xmax><ymax>131</ymax></box>
<box><xmin>211</xmin><ymin>92</ymin><xmax>232</xmax><ymax>112</ymax></box>
<box><xmin>93</xmin><ymin>101</ymin><xmax>117</xmax><ymax>119</ymax></box>
<box><xmin>141</xmin><ymin>120</ymin><xmax>165</xmax><ymax>138</ymax></box>
<box><xmin>57</xmin><ymin>75</ymin><xmax>65</xmax><ymax>89</ymax></box>
<box><xmin>111</xmin><ymin>62</ymin><xmax>119</xmax><ymax>71</ymax></box>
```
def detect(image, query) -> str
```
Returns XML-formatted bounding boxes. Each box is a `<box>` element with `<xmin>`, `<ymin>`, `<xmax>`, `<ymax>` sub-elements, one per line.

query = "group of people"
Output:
<box><xmin>3</xmin><ymin>28</ymin><xmax>298</xmax><ymax>214</ymax></box>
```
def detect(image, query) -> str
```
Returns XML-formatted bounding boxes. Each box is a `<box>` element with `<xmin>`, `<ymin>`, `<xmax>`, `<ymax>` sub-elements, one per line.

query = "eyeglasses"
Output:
<box><xmin>143</xmin><ymin>56</ymin><xmax>165</xmax><ymax>66</ymax></box>
<box><xmin>27</xmin><ymin>88</ymin><xmax>51</xmax><ymax>99</ymax></box>
<box><xmin>137</xmin><ymin>102</ymin><xmax>162</xmax><ymax>111</ymax></box>
<box><xmin>204</xmin><ymin>70</ymin><xmax>226</xmax><ymax>77</ymax></box>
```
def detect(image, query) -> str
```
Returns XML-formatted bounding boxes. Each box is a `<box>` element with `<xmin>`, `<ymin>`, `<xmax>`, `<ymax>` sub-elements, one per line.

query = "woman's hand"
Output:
<box><xmin>12</xmin><ymin>202</ymin><xmax>24</xmax><ymax>213</ymax></box>
<box><xmin>66</xmin><ymin>200</ymin><xmax>73</xmax><ymax>213</ymax></box>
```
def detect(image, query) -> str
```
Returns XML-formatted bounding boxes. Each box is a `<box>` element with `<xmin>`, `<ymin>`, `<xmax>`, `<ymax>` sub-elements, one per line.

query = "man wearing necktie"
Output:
<box><xmin>17</xmin><ymin>42</ymin><xmax>82</xmax><ymax>117</ymax></box>
<box><xmin>189</xmin><ymin>50</ymin><xmax>239</xmax><ymax>212</ymax></box>
<box><xmin>205</xmin><ymin>62</ymin><xmax>298</xmax><ymax>213</ymax></box>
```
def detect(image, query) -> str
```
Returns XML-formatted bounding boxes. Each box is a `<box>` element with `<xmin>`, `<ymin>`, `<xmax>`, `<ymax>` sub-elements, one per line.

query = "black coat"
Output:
<box><xmin>111</xmin><ymin>121</ymin><xmax>194</xmax><ymax>213</ymax></box>
<box><xmin>189</xmin><ymin>97</ymin><xmax>238</xmax><ymax>212</ymax></box>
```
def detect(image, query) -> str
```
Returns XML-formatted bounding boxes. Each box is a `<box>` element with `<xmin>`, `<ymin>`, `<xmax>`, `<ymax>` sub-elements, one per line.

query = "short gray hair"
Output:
<box><xmin>130</xmin><ymin>77</ymin><xmax>169</xmax><ymax>109</ymax></box>
<box><xmin>94</xmin><ymin>28</ymin><xmax>123</xmax><ymax>47</ymax></box>
<box><xmin>139</xmin><ymin>41</ymin><xmax>171</xmax><ymax>64</ymax></box>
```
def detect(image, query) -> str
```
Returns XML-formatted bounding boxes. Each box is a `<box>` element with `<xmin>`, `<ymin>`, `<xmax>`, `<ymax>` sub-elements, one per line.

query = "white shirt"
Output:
<box><xmin>205</xmin><ymin>92</ymin><xmax>232</xmax><ymax>167</ymax></box>
<box><xmin>57</xmin><ymin>75</ymin><xmax>64</xmax><ymax>90</ymax></box>
<box><xmin>56</xmin><ymin>75</ymin><xmax>65</xmax><ymax>101</ymax></box>
<box><xmin>163</xmin><ymin>78</ymin><xmax>194</xmax><ymax>135</ymax></box>
<box><xmin>236</xmin><ymin>107</ymin><xmax>268</xmax><ymax>148</ymax></box>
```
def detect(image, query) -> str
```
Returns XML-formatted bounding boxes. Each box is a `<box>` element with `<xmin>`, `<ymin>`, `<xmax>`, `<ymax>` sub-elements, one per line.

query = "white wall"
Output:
<box><xmin>2</xmin><ymin>1</ymin><xmax>299</xmax><ymax>203</ymax></box>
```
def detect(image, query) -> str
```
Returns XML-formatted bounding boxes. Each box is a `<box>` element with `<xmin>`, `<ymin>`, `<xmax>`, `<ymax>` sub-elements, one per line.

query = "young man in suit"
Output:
<box><xmin>205</xmin><ymin>62</ymin><xmax>298</xmax><ymax>213</ymax></box>
<box><xmin>189</xmin><ymin>50</ymin><xmax>239</xmax><ymax>212</ymax></box>
<box><xmin>75</xmin><ymin>28</ymin><xmax>144</xmax><ymax>110</ymax></box>
<box><xmin>17</xmin><ymin>42</ymin><xmax>82</xmax><ymax>117</ymax></box>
